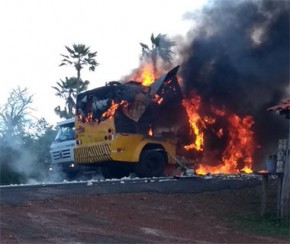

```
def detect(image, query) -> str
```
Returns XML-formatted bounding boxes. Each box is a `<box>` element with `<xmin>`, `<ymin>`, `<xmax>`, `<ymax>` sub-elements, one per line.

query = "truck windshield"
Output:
<box><xmin>54</xmin><ymin>125</ymin><xmax>75</xmax><ymax>142</ymax></box>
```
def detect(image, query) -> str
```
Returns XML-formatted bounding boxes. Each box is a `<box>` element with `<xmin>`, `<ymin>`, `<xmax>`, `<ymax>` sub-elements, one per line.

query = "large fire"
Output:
<box><xmin>182</xmin><ymin>96</ymin><xmax>255</xmax><ymax>175</ymax></box>
<box><xmin>85</xmin><ymin>63</ymin><xmax>256</xmax><ymax>175</ymax></box>
<box><xmin>132</xmin><ymin>65</ymin><xmax>255</xmax><ymax>175</ymax></box>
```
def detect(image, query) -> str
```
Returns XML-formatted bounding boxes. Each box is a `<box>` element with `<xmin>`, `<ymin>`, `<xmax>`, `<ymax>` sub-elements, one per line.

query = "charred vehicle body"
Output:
<box><xmin>74</xmin><ymin>66</ymin><xmax>191</xmax><ymax>178</ymax></box>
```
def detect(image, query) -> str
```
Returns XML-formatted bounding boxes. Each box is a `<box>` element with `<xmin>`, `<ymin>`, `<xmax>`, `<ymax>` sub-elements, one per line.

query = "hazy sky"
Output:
<box><xmin>0</xmin><ymin>0</ymin><xmax>207</xmax><ymax>124</ymax></box>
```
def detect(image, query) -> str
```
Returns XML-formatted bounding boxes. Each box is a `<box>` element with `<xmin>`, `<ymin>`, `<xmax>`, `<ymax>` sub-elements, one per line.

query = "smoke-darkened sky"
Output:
<box><xmin>179</xmin><ymin>0</ymin><xmax>289</xmax><ymax>161</ymax></box>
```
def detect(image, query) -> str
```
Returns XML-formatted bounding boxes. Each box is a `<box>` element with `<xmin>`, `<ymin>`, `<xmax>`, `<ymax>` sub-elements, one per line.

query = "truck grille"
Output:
<box><xmin>52</xmin><ymin>149</ymin><xmax>71</xmax><ymax>160</ymax></box>
<box><xmin>74</xmin><ymin>144</ymin><xmax>112</xmax><ymax>163</ymax></box>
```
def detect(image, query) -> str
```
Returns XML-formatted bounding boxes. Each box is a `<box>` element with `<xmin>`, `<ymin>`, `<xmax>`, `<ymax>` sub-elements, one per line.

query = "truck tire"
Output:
<box><xmin>135</xmin><ymin>150</ymin><xmax>166</xmax><ymax>177</ymax></box>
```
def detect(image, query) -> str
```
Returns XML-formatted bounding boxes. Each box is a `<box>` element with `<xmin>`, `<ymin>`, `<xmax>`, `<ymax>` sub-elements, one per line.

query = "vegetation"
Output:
<box><xmin>53</xmin><ymin>77</ymin><xmax>89</xmax><ymax>118</ymax></box>
<box><xmin>54</xmin><ymin>43</ymin><xmax>98</xmax><ymax>118</ymax></box>
<box><xmin>140</xmin><ymin>33</ymin><xmax>176</xmax><ymax>74</ymax></box>
<box><xmin>235</xmin><ymin>213</ymin><xmax>290</xmax><ymax>238</ymax></box>
<box><xmin>216</xmin><ymin>182</ymin><xmax>290</xmax><ymax>239</ymax></box>
<box><xmin>0</xmin><ymin>43</ymin><xmax>99</xmax><ymax>184</ymax></box>
<box><xmin>0</xmin><ymin>87</ymin><xmax>56</xmax><ymax>185</ymax></box>
<box><xmin>60</xmin><ymin>44</ymin><xmax>98</xmax><ymax>84</ymax></box>
<box><xmin>0</xmin><ymin>87</ymin><xmax>33</xmax><ymax>136</ymax></box>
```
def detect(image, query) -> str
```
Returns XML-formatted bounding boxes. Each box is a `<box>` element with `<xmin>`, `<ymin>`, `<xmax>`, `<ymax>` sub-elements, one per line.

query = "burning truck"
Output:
<box><xmin>73</xmin><ymin>63</ymin><xmax>258</xmax><ymax>178</ymax></box>
<box><xmin>73</xmin><ymin>66</ymin><xmax>194</xmax><ymax>178</ymax></box>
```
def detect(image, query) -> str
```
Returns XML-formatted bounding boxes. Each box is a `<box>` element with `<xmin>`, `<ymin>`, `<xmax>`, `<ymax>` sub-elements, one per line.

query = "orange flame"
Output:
<box><xmin>182</xmin><ymin>96</ymin><xmax>204</xmax><ymax>151</ymax></box>
<box><xmin>153</xmin><ymin>94</ymin><xmax>164</xmax><ymax>105</ymax></box>
<box><xmin>101</xmin><ymin>100</ymin><xmax>126</xmax><ymax>120</ymax></box>
<box><xmin>148</xmin><ymin>127</ymin><xmax>153</xmax><ymax>136</ymax></box>
<box><xmin>195</xmin><ymin>114</ymin><xmax>254</xmax><ymax>175</ymax></box>
<box><xmin>130</xmin><ymin>63</ymin><xmax>162</xmax><ymax>86</ymax></box>
<box><xmin>223</xmin><ymin>115</ymin><xmax>254</xmax><ymax>174</ymax></box>
<box><xmin>142</xmin><ymin>66</ymin><xmax>155</xmax><ymax>86</ymax></box>
<box><xmin>181</xmin><ymin>93</ymin><xmax>255</xmax><ymax>175</ymax></box>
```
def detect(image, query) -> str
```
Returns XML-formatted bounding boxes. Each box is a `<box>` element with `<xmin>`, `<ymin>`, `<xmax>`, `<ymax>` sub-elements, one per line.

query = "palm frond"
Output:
<box><xmin>140</xmin><ymin>42</ymin><xmax>149</xmax><ymax>49</ymax></box>
<box><xmin>60</xmin><ymin>54</ymin><xmax>69</xmax><ymax>59</ymax></box>
<box><xmin>150</xmin><ymin>33</ymin><xmax>155</xmax><ymax>44</ymax></box>
<box><xmin>88</xmin><ymin>51</ymin><xmax>97</xmax><ymax>58</ymax></box>
<box><xmin>51</xmin><ymin>86</ymin><xmax>62</xmax><ymax>93</ymax></box>
<box><xmin>65</xmin><ymin>46</ymin><xmax>74</xmax><ymax>54</ymax></box>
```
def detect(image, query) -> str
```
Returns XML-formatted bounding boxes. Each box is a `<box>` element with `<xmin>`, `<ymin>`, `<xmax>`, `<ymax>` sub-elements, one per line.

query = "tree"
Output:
<box><xmin>140</xmin><ymin>33</ymin><xmax>176</xmax><ymax>74</ymax></box>
<box><xmin>24</xmin><ymin>118</ymin><xmax>56</xmax><ymax>166</ymax></box>
<box><xmin>55</xmin><ymin>44</ymin><xmax>98</xmax><ymax>119</ymax></box>
<box><xmin>52</xmin><ymin>77</ymin><xmax>89</xmax><ymax>118</ymax></box>
<box><xmin>60</xmin><ymin>43</ymin><xmax>98</xmax><ymax>94</ymax></box>
<box><xmin>0</xmin><ymin>87</ymin><xmax>56</xmax><ymax>185</ymax></box>
<box><xmin>0</xmin><ymin>87</ymin><xmax>34</xmax><ymax>138</ymax></box>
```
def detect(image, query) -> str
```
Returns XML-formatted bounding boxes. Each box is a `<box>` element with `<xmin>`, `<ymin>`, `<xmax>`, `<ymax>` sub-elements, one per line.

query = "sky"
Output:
<box><xmin>0</xmin><ymin>0</ymin><xmax>208</xmax><ymax>125</ymax></box>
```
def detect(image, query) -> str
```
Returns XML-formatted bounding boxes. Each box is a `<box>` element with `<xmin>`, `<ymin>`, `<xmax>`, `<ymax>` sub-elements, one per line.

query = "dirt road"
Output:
<box><xmin>1</xmin><ymin>176</ymin><xmax>289</xmax><ymax>243</ymax></box>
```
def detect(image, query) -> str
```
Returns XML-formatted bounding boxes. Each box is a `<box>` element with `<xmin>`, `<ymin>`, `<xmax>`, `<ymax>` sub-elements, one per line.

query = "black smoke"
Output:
<box><xmin>180</xmin><ymin>0</ymin><xmax>289</xmax><ymax>167</ymax></box>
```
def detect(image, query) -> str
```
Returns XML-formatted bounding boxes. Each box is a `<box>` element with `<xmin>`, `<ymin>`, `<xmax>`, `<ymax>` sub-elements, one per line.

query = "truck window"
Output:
<box><xmin>54</xmin><ymin>125</ymin><xmax>75</xmax><ymax>142</ymax></box>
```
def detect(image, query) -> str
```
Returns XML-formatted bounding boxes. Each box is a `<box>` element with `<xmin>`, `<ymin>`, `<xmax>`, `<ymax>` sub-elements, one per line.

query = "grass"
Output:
<box><xmin>228</xmin><ymin>181</ymin><xmax>290</xmax><ymax>239</ymax></box>
<box><xmin>234</xmin><ymin>213</ymin><xmax>290</xmax><ymax>239</ymax></box>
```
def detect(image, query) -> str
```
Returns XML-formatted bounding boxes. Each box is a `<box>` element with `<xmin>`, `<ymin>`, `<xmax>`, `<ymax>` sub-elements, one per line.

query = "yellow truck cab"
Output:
<box><xmin>74</xmin><ymin>66</ymin><xmax>186</xmax><ymax>178</ymax></box>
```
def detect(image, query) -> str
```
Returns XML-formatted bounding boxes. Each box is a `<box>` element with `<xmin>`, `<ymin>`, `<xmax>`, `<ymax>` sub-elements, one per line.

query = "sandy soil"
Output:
<box><xmin>1</xmin><ymin>183</ymin><xmax>289</xmax><ymax>244</ymax></box>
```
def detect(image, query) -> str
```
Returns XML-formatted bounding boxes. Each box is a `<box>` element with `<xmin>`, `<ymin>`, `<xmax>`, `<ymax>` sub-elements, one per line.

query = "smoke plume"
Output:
<box><xmin>179</xmin><ymin>0</ymin><xmax>289</xmax><ymax>166</ymax></box>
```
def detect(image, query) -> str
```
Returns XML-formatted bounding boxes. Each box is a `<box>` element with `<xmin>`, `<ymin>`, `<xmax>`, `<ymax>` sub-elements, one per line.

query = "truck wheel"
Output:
<box><xmin>135</xmin><ymin>151</ymin><xmax>166</xmax><ymax>177</ymax></box>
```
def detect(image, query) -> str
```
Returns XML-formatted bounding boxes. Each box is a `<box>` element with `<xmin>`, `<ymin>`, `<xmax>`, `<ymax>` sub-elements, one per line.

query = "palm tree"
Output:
<box><xmin>140</xmin><ymin>33</ymin><xmax>176</xmax><ymax>74</ymax></box>
<box><xmin>55</xmin><ymin>44</ymin><xmax>98</xmax><ymax>118</ymax></box>
<box><xmin>52</xmin><ymin>77</ymin><xmax>89</xmax><ymax>118</ymax></box>
<box><xmin>60</xmin><ymin>44</ymin><xmax>98</xmax><ymax>94</ymax></box>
